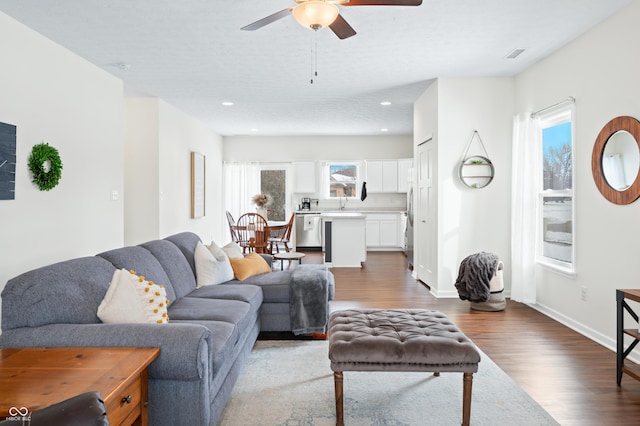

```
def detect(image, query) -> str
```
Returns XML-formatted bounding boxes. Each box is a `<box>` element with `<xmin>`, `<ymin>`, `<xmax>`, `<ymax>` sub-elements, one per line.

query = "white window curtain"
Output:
<box><xmin>223</xmin><ymin>162</ymin><xmax>261</xmax><ymax>222</ymax></box>
<box><xmin>511</xmin><ymin>112</ymin><xmax>539</xmax><ymax>304</ymax></box>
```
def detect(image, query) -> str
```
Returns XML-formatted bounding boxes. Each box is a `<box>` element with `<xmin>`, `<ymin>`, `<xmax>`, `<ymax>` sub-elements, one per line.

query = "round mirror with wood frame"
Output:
<box><xmin>592</xmin><ymin>116</ymin><xmax>640</xmax><ymax>205</ymax></box>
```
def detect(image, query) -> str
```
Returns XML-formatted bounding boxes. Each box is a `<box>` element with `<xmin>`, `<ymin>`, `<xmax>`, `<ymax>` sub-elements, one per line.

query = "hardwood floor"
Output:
<box><xmin>294</xmin><ymin>251</ymin><xmax>640</xmax><ymax>425</ymax></box>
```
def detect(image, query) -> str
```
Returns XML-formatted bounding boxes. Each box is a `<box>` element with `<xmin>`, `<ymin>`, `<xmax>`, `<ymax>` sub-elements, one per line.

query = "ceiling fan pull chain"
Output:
<box><xmin>310</xmin><ymin>32</ymin><xmax>318</xmax><ymax>84</ymax></box>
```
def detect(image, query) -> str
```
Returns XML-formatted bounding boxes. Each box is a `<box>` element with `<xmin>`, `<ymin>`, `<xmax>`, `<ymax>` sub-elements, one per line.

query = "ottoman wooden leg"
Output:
<box><xmin>334</xmin><ymin>371</ymin><xmax>344</xmax><ymax>426</ymax></box>
<box><xmin>462</xmin><ymin>372</ymin><xmax>473</xmax><ymax>426</ymax></box>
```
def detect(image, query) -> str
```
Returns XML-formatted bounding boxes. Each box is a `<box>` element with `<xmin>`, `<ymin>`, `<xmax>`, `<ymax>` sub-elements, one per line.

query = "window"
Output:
<box><xmin>327</xmin><ymin>163</ymin><xmax>359</xmax><ymax>198</ymax></box>
<box><xmin>538</xmin><ymin>108</ymin><xmax>574</xmax><ymax>271</ymax></box>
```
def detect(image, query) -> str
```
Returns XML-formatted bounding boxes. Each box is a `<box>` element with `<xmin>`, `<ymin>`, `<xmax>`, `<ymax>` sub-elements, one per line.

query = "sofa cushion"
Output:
<box><xmin>229</xmin><ymin>253</ymin><xmax>271</xmax><ymax>281</ymax></box>
<box><xmin>0</xmin><ymin>257</ymin><xmax>116</xmax><ymax>330</ymax></box>
<box><xmin>97</xmin><ymin>269</ymin><xmax>170</xmax><ymax>324</ymax></box>
<box><xmin>141</xmin><ymin>239</ymin><xmax>197</xmax><ymax>299</ymax></box>
<box><xmin>186</xmin><ymin>284</ymin><xmax>263</xmax><ymax>312</ymax></box>
<box><xmin>222</xmin><ymin>242</ymin><xmax>244</xmax><ymax>259</ymax></box>
<box><xmin>97</xmin><ymin>246</ymin><xmax>178</xmax><ymax>302</ymax></box>
<box><xmin>227</xmin><ymin>270</ymin><xmax>292</xmax><ymax>303</ymax></box>
<box><xmin>194</xmin><ymin>241</ymin><xmax>234</xmax><ymax>287</ymax></box>
<box><xmin>169</xmin><ymin>297</ymin><xmax>249</xmax><ymax>323</ymax></box>
<box><xmin>164</xmin><ymin>232</ymin><xmax>201</xmax><ymax>276</ymax></box>
<box><xmin>169</xmin><ymin>298</ymin><xmax>257</xmax><ymax>341</ymax></box>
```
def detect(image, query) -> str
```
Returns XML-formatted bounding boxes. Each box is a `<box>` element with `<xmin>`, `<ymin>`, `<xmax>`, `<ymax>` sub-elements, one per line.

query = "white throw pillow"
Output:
<box><xmin>194</xmin><ymin>241</ymin><xmax>235</xmax><ymax>287</ymax></box>
<box><xmin>98</xmin><ymin>269</ymin><xmax>170</xmax><ymax>324</ymax></box>
<box><xmin>222</xmin><ymin>241</ymin><xmax>244</xmax><ymax>259</ymax></box>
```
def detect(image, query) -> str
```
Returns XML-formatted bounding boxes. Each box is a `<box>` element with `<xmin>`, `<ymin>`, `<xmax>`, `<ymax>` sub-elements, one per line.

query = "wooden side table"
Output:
<box><xmin>0</xmin><ymin>347</ymin><xmax>159</xmax><ymax>425</ymax></box>
<box><xmin>616</xmin><ymin>289</ymin><xmax>640</xmax><ymax>385</ymax></box>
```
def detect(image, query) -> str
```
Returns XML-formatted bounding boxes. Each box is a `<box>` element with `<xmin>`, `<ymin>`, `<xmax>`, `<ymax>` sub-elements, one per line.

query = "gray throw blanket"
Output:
<box><xmin>290</xmin><ymin>265</ymin><xmax>329</xmax><ymax>335</ymax></box>
<box><xmin>455</xmin><ymin>252</ymin><xmax>499</xmax><ymax>303</ymax></box>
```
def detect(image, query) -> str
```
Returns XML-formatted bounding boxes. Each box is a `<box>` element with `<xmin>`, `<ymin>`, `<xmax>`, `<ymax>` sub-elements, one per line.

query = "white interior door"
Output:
<box><xmin>417</xmin><ymin>139</ymin><xmax>436</xmax><ymax>288</ymax></box>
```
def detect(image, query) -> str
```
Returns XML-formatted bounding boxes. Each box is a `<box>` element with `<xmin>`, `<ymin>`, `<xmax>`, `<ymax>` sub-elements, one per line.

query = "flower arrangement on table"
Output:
<box><xmin>252</xmin><ymin>193</ymin><xmax>270</xmax><ymax>219</ymax></box>
<box><xmin>252</xmin><ymin>193</ymin><xmax>269</xmax><ymax>208</ymax></box>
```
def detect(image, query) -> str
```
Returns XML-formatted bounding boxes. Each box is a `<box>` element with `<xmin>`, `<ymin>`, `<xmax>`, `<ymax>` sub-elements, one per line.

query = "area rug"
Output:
<box><xmin>218</xmin><ymin>340</ymin><xmax>558</xmax><ymax>426</ymax></box>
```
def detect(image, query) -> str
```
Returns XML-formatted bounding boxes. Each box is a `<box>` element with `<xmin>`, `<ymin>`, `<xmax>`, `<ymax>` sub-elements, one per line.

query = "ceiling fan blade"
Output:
<box><xmin>342</xmin><ymin>0</ymin><xmax>422</xmax><ymax>6</ymax></box>
<box><xmin>329</xmin><ymin>14</ymin><xmax>357</xmax><ymax>39</ymax></box>
<box><xmin>241</xmin><ymin>8</ymin><xmax>292</xmax><ymax>31</ymax></box>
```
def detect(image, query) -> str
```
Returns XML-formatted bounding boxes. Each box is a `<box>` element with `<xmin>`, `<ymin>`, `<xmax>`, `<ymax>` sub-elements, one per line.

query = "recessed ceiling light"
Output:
<box><xmin>381</xmin><ymin>128</ymin><xmax>389</xmax><ymax>132</ymax></box>
<box><xmin>250</xmin><ymin>128</ymin><xmax>258</xmax><ymax>132</ymax></box>
<box><xmin>222</xmin><ymin>102</ymin><xmax>234</xmax><ymax>106</ymax></box>
<box><xmin>115</xmin><ymin>62</ymin><xmax>131</xmax><ymax>71</ymax></box>
<box><xmin>380</xmin><ymin>101</ymin><xmax>392</xmax><ymax>106</ymax></box>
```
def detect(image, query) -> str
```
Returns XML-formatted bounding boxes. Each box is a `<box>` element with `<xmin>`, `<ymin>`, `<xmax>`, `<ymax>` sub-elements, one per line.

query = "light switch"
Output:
<box><xmin>111</xmin><ymin>190</ymin><xmax>119</xmax><ymax>201</ymax></box>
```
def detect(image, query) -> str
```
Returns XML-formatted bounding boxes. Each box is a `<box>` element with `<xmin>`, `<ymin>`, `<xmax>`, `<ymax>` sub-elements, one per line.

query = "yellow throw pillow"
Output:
<box><xmin>97</xmin><ymin>269</ymin><xmax>170</xmax><ymax>324</ymax></box>
<box><xmin>229</xmin><ymin>252</ymin><xmax>271</xmax><ymax>281</ymax></box>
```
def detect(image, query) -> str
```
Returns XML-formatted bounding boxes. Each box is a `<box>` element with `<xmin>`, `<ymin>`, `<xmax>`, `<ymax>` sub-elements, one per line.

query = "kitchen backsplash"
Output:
<box><xmin>292</xmin><ymin>192</ymin><xmax>407</xmax><ymax>212</ymax></box>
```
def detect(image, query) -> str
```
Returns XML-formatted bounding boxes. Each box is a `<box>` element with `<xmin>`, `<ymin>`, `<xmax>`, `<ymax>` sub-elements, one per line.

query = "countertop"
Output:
<box><xmin>295</xmin><ymin>209</ymin><xmax>406</xmax><ymax>214</ymax></box>
<box><xmin>320</xmin><ymin>212</ymin><xmax>366</xmax><ymax>219</ymax></box>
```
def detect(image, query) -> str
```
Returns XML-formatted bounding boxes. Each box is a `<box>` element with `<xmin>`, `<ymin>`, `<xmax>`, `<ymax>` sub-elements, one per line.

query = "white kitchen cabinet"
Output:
<box><xmin>366</xmin><ymin>160</ymin><xmax>412</xmax><ymax>193</ymax></box>
<box><xmin>366</xmin><ymin>161</ymin><xmax>384</xmax><ymax>192</ymax></box>
<box><xmin>293</xmin><ymin>161</ymin><xmax>316</xmax><ymax>193</ymax></box>
<box><xmin>366</xmin><ymin>213</ymin><xmax>403</xmax><ymax>250</ymax></box>
<box><xmin>397</xmin><ymin>159</ymin><xmax>412</xmax><ymax>193</ymax></box>
<box><xmin>322</xmin><ymin>213</ymin><xmax>367</xmax><ymax>267</ymax></box>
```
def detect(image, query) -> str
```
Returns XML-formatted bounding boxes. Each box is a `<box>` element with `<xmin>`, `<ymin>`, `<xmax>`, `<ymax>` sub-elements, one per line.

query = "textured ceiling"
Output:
<box><xmin>0</xmin><ymin>0</ymin><xmax>632</xmax><ymax>136</ymax></box>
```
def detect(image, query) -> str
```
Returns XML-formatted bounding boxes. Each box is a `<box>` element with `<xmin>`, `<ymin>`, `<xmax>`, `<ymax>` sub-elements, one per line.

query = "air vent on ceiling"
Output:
<box><xmin>506</xmin><ymin>48</ymin><xmax>526</xmax><ymax>59</ymax></box>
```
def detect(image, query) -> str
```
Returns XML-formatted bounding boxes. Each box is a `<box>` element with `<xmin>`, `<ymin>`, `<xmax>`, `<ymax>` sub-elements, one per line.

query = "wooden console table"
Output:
<box><xmin>0</xmin><ymin>347</ymin><xmax>159</xmax><ymax>425</ymax></box>
<box><xmin>616</xmin><ymin>289</ymin><xmax>640</xmax><ymax>385</ymax></box>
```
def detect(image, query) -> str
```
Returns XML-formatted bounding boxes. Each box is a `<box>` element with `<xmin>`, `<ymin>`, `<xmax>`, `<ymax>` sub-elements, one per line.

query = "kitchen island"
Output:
<box><xmin>322</xmin><ymin>212</ymin><xmax>367</xmax><ymax>268</ymax></box>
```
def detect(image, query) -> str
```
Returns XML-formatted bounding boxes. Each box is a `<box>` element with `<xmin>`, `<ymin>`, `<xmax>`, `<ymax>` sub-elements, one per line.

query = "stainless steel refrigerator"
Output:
<box><xmin>405</xmin><ymin>185</ymin><xmax>414</xmax><ymax>269</ymax></box>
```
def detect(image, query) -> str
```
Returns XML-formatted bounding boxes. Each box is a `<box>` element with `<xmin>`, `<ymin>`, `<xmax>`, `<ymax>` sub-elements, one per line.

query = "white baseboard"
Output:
<box><xmin>531</xmin><ymin>301</ymin><xmax>640</xmax><ymax>364</ymax></box>
<box><xmin>431</xmin><ymin>289</ymin><xmax>513</xmax><ymax>300</ymax></box>
<box><xmin>431</xmin><ymin>289</ymin><xmax>459</xmax><ymax>298</ymax></box>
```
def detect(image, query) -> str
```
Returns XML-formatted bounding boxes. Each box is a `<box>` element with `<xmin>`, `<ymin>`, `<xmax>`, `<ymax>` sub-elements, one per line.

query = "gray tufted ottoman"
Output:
<box><xmin>328</xmin><ymin>309</ymin><xmax>481</xmax><ymax>426</ymax></box>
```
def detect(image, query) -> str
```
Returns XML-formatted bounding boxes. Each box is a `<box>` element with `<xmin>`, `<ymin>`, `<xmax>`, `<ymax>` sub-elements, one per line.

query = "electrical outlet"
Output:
<box><xmin>581</xmin><ymin>286</ymin><xmax>587</xmax><ymax>301</ymax></box>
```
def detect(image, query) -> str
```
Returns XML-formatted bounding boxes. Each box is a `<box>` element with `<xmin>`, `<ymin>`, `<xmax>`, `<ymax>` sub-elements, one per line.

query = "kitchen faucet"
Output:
<box><xmin>340</xmin><ymin>195</ymin><xmax>348</xmax><ymax>210</ymax></box>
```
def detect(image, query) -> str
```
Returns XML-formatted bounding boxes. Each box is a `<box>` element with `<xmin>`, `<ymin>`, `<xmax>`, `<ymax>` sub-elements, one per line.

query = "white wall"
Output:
<box><xmin>158</xmin><ymin>100</ymin><xmax>224</xmax><ymax>243</ymax></box>
<box><xmin>124</xmin><ymin>98</ymin><xmax>225</xmax><ymax>245</ymax></box>
<box><xmin>437</xmin><ymin>78</ymin><xmax>515</xmax><ymax>296</ymax></box>
<box><xmin>413</xmin><ymin>78</ymin><xmax>514</xmax><ymax>297</ymax></box>
<box><xmin>124</xmin><ymin>99</ymin><xmax>159</xmax><ymax>245</ymax></box>
<box><xmin>514</xmin><ymin>1</ymin><xmax>640</xmax><ymax>351</ymax></box>
<box><xmin>223</xmin><ymin>135</ymin><xmax>413</xmax><ymax>162</ymax></box>
<box><xmin>0</xmin><ymin>12</ymin><xmax>124</xmax><ymax>325</ymax></box>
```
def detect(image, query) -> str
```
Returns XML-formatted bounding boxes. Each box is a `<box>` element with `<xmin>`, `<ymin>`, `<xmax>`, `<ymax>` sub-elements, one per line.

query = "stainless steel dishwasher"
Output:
<box><xmin>295</xmin><ymin>212</ymin><xmax>322</xmax><ymax>250</ymax></box>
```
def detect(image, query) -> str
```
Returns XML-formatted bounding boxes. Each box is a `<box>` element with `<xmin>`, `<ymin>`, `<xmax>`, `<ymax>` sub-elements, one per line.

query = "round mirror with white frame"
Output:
<box><xmin>592</xmin><ymin>116</ymin><xmax>640</xmax><ymax>204</ymax></box>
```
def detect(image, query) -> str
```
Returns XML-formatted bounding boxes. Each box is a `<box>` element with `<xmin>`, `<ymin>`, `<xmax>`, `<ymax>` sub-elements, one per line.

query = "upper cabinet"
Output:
<box><xmin>293</xmin><ymin>161</ymin><xmax>317</xmax><ymax>193</ymax></box>
<box><xmin>366</xmin><ymin>159</ymin><xmax>412</xmax><ymax>193</ymax></box>
<box><xmin>397</xmin><ymin>159</ymin><xmax>412</xmax><ymax>193</ymax></box>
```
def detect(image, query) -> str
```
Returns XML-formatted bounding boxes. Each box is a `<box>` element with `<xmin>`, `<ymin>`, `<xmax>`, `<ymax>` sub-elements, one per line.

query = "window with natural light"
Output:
<box><xmin>538</xmin><ymin>109</ymin><xmax>574</xmax><ymax>270</ymax></box>
<box><xmin>327</xmin><ymin>163</ymin><xmax>359</xmax><ymax>198</ymax></box>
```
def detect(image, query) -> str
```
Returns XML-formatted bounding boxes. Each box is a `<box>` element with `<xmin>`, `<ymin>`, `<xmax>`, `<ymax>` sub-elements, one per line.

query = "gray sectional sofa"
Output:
<box><xmin>0</xmin><ymin>231</ymin><xmax>335</xmax><ymax>426</ymax></box>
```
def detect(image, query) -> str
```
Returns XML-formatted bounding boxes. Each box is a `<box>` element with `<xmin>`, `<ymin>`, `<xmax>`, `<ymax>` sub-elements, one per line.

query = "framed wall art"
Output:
<box><xmin>0</xmin><ymin>122</ymin><xmax>17</xmax><ymax>200</ymax></box>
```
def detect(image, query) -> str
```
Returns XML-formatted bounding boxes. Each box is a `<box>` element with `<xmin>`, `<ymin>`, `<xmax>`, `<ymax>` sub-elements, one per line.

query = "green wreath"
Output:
<box><xmin>28</xmin><ymin>142</ymin><xmax>63</xmax><ymax>191</ymax></box>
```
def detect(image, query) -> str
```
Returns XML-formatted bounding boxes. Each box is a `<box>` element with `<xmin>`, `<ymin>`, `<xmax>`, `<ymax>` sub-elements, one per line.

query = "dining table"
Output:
<box><xmin>231</xmin><ymin>218</ymin><xmax>288</xmax><ymax>254</ymax></box>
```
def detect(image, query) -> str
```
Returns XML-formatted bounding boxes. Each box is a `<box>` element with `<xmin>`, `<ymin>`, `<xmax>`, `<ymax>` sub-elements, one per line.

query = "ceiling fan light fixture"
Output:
<box><xmin>292</xmin><ymin>1</ymin><xmax>339</xmax><ymax>30</ymax></box>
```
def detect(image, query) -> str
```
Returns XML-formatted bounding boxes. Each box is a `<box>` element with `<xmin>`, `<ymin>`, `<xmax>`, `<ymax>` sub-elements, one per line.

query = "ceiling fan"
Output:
<box><xmin>241</xmin><ymin>0</ymin><xmax>423</xmax><ymax>40</ymax></box>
